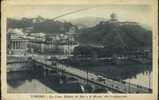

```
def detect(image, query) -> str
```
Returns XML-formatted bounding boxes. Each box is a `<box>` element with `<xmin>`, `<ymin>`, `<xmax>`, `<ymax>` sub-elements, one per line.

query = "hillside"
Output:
<box><xmin>7</xmin><ymin>18</ymin><xmax>74</xmax><ymax>34</ymax></box>
<box><xmin>77</xmin><ymin>21</ymin><xmax>152</xmax><ymax>49</ymax></box>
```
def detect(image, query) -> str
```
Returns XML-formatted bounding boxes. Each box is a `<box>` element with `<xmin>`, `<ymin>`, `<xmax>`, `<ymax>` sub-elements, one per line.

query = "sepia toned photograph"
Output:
<box><xmin>5</xmin><ymin>4</ymin><xmax>154</xmax><ymax>94</ymax></box>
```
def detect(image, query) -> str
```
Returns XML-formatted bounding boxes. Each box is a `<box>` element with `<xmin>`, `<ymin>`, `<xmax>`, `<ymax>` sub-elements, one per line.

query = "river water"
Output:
<box><xmin>8</xmin><ymin>79</ymin><xmax>56</xmax><ymax>93</ymax></box>
<box><xmin>7</xmin><ymin>62</ymin><xmax>152</xmax><ymax>93</ymax></box>
<box><xmin>7</xmin><ymin>71</ymin><xmax>56</xmax><ymax>93</ymax></box>
<box><xmin>7</xmin><ymin>64</ymin><xmax>86</xmax><ymax>93</ymax></box>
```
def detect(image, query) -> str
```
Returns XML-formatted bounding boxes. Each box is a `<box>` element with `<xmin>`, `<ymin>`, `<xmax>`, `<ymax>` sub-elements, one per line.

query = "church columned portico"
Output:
<box><xmin>8</xmin><ymin>38</ymin><xmax>28</xmax><ymax>55</ymax></box>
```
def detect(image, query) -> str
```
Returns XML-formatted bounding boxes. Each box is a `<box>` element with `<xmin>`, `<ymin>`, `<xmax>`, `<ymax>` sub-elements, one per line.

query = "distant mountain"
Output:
<box><xmin>70</xmin><ymin>17</ymin><xmax>107</xmax><ymax>28</ymax></box>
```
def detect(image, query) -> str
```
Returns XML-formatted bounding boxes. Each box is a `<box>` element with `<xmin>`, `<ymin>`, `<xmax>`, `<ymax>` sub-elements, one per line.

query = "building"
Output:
<box><xmin>8</xmin><ymin>34</ymin><xmax>29</xmax><ymax>55</ymax></box>
<box><xmin>109</xmin><ymin>13</ymin><xmax>118</xmax><ymax>22</ymax></box>
<box><xmin>106</xmin><ymin>13</ymin><xmax>138</xmax><ymax>26</ymax></box>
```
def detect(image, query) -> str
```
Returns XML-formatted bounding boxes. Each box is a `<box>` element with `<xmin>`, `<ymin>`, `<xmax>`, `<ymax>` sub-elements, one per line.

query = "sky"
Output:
<box><xmin>6</xmin><ymin>5</ymin><xmax>152</xmax><ymax>26</ymax></box>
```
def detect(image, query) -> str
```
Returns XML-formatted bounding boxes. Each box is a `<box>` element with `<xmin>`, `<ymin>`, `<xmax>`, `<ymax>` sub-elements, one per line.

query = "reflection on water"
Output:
<box><xmin>8</xmin><ymin>80</ymin><xmax>26</xmax><ymax>88</ymax></box>
<box><xmin>8</xmin><ymin>79</ymin><xmax>55</xmax><ymax>93</ymax></box>
<box><xmin>7</xmin><ymin>70</ymin><xmax>85</xmax><ymax>93</ymax></box>
<box><xmin>7</xmin><ymin>71</ymin><xmax>56</xmax><ymax>93</ymax></box>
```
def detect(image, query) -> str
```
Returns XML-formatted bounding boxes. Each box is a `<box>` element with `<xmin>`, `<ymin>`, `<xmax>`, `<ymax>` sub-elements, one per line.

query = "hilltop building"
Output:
<box><xmin>106</xmin><ymin>13</ymin><xmax>138</xmax><ymax>26</ymax></box>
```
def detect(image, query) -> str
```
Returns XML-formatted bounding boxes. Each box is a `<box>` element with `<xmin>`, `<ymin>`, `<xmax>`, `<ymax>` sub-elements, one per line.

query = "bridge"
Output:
<box><xmin>31</xmin><ymin>54</ymin><xmax>151</xmax><ymax>93</ymax></box>
<box><xmin>7</xmin><ymin>55</ymin><xmax>152</xmax><ymax>93</ymax></box>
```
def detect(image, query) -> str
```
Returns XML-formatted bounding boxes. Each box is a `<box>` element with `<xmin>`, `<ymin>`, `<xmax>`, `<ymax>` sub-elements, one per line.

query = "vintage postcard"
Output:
<box><xmin>1</xmin><ymin>0</ymin><xmax>158</xmax><ymax>100</ymax></box>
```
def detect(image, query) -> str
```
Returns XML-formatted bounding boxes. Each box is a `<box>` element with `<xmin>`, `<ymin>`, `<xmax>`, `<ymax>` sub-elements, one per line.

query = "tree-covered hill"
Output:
<box><xmin>7</xmin><ymin>18</ymin><xmax>74</xmax><ymax>34</ymax></box>
<box><xmin>77</xmin><ymin>21</ymin><xmax>152</xmax><ymax>49</ymax></box>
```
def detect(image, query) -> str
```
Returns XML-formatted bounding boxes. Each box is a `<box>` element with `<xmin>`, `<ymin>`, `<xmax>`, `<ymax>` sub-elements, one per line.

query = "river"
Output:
<box><xmin>7</xmin><ymin>71</ymin><xmax>56</xmax><ymax>93</ymax></box>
